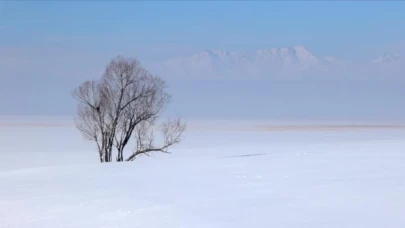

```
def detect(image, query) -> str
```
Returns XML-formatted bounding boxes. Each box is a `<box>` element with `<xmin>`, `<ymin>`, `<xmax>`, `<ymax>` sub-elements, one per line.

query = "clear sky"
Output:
<box><xmin>1</xmin><ymin>1</ymin><xmax>405</xmax><ymax>120</ymax></box>
<box><xmin>1</xmin><ymin>1</ymin><xmax>405</xmax><ymax>59</ymax></box>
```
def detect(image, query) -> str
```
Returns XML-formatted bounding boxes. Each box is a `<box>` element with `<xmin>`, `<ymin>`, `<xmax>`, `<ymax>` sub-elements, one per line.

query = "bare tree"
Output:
<box><xmin>73</xmin><ymin>56</ymin><xmax>186</xmax><ymax>162</ymax></box>
<box><xmin>126</xmin><ymin>119</ymin><xmax>186</xmax><ymax>161</ymax></box>
<box><xmin>73</xmin><ymin>80</ymin><xmax>111</xmax><ymax>162</ymax></box>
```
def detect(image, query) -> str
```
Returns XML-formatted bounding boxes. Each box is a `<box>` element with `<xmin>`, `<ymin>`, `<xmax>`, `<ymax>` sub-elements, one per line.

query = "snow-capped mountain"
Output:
<box><xmin>154</xmin><ymin>46</ymin><xmax>320</xmax><ymax>79</ymax></box>
<box><xmin>150</xmin><ymin>45</ymin><xmax>403</xmax><ymax>79</ymax></box>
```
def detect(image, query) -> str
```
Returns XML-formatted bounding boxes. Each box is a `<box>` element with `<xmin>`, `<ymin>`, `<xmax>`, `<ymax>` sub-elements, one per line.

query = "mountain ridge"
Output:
<box><xmin>149</xmin><ymin>45</ymin><xmax>403</xmax><ymax>79</ymax></box>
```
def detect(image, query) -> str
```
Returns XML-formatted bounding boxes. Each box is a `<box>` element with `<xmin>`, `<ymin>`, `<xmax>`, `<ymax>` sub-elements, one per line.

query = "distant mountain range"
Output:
<box><xmin>149</xmin><ymin>45</ymin><xmax>403</xmax><ymax>79</ymax></box>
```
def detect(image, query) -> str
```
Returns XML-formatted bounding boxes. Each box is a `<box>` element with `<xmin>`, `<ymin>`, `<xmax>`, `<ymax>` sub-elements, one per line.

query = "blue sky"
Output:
<box><xmin>1</xmin><ymin>1</ymin><xmax>405</xmax><ymax>120</ymax></box>
<box><xmin>1</xmin><ymin>1</ymin><xmax>405</xmax><ymax>59</ymax></box>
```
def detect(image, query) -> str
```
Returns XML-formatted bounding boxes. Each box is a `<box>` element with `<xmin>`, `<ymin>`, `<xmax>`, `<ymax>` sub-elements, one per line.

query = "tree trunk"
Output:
<box><xmin>116</xmin><ymin>148</ymin><xmax>124</xmax><ymax>162</ymax></box>
<box><xmin>101</xmin><ymin>148</ymin><xmax>111</xmax><ymax>162</ymax></box>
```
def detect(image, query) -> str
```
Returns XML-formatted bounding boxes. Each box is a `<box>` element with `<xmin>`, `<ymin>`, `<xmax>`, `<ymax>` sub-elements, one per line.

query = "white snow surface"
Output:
<box><xmin>1</xmin><ymin>116</ymin><xmax>405</xmax><ymax>227</ymax></box>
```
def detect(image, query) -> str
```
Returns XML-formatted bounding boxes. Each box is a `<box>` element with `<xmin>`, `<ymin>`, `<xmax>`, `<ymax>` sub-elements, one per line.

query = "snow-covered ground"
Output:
<box><xmin>1</xmin><ymin>116</ymin><xmax>405</xmax><ymax>227</ymax></box>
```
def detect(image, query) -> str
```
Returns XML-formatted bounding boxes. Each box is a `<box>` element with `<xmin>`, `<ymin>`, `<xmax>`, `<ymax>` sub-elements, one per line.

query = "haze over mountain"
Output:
<box><xmin>150</xmin><ymin>45</ymin><xmax>403</xmax><ymax>80</ymax></box>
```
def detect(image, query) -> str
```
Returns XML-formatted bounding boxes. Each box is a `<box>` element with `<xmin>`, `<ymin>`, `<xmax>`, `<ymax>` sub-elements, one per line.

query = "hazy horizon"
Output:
<box><xmin>1</xmin><ymin>1</ymin><xmax>405</xmax><ymax>121</ymax></box>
